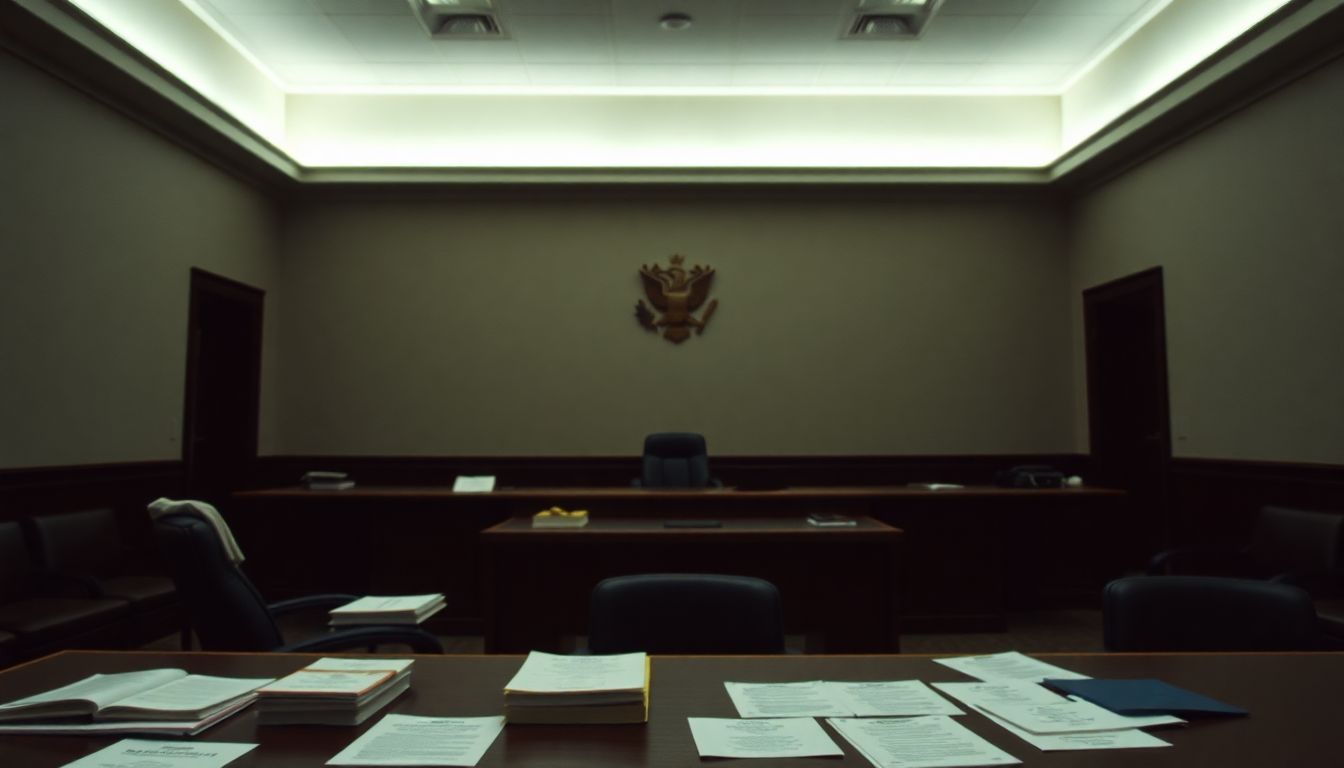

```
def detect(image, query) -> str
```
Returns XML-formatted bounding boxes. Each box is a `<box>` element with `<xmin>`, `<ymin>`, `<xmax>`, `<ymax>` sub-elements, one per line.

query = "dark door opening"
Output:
<box><xmin>183</xmin><ymin>269</ymin><xmax>264</xmax><ymax>503</ymax></box>
<box><xmin>1084</xmin><ymin>267</ymin><xmax>1172</xmax><ymax>566</ymax></box>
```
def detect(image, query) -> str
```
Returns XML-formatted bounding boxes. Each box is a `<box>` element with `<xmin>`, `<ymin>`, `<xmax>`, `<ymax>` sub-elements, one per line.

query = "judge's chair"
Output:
<box><xmin>587</xmin><ymin>573</ymin><xmax>785</xmax><ymax>654</ymax></box>
<box><xmin>633</xmin><ymin>432</ymin><xmax>722</xmax><ymax>488</ymax></box>
<box><xmin>1103</xmin><ymin>575</ymin><xmax>1322</xmax><ymax>652</ymax></box>
<box><xmin>152</xmin><ymin>513</ymin><xmax>442</xmax><ymax>654</ymax></box>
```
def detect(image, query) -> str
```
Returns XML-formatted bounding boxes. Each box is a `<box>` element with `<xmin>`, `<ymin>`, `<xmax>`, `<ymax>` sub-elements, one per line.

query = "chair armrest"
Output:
<box><xmin>277</xmin><ymin>626</ymin><xmax>444</xmax><ymax>654</ymax></box>
<box><xmin>1146</xmin><ymin>548</ymin><xmax>1255</xmax><ymax>576</ymax></box>
<box><xmin>268</xmin><ymin>594</ymin><xmax>361</xmax><ymax>616</ymax></box>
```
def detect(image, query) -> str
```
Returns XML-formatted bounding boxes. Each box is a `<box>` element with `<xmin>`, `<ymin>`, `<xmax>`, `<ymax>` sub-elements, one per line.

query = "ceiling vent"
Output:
<box><xmin>844</xmin><ymin>0</ymin><xmax>943</xmax><ymax>40</ymax></box>
<box><xmin>409</xmin><ymin>0</ymin><xmax>506</xmax><ymax>40</ymax></box>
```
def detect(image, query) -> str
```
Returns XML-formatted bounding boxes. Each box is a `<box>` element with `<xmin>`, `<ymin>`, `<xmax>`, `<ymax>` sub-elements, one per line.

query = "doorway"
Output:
<box><xmin>183</xmin><ymin>269</ymin><xmax>264</xmax><ymax>503</ymax></box>
<box><xmin>1084</xmin><ymin>267</ymin><xmax>1171</xmax><ymax>565</ymax></box>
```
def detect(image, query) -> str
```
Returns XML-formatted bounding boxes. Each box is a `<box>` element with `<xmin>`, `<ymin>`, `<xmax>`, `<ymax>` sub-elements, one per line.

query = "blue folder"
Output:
<box><xmin>1042</xmin><ymin>678</ymin><xmax>1248</xmax><ymax>716</ymax></box>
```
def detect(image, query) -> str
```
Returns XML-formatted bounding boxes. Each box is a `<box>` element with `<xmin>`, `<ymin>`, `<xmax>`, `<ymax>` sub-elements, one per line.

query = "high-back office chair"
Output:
<box><xmin>1149</xmin><ymin>506</ymin><xmax>1344</xmax><ymax>590</ymax></box>
<box><xmin>588</xmin><ymin>573</ymin><xmax>785</xmax><ymax>654</ymax></box>
<box><xmin>152</xmin><ymin>513</ymin><xmax>442</xmax><ymax>653</ymax></box>
<box><xmin>634</xmin><ymin>432</ymin><xmax>721</xmax><ymax>488</ymax></box>
<box><xmin>1103</xmin><ymin>575</ymin><xmax>1321</xmax><ymax>652</ymax></box>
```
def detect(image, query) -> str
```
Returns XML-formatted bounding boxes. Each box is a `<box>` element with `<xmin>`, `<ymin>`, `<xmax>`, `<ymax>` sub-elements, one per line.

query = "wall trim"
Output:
<box><xmin>0</xmin><ymin>460</ymin><xmax>184</xmax><ymax>517</ymax></box>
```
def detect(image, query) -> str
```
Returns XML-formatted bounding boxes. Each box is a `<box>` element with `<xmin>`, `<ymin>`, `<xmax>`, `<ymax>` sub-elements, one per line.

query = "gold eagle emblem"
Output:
<box><xmin>635</xmin><ymin>254</ymin><xmax>718</xmax><ymax>344</ymax></box>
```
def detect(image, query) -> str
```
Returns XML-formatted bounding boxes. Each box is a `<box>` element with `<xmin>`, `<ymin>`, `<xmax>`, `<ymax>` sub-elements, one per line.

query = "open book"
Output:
<box><xmin>0</xmin><ymin>669</ymin><xmax>271</xmax><ymax>735</ymax></box>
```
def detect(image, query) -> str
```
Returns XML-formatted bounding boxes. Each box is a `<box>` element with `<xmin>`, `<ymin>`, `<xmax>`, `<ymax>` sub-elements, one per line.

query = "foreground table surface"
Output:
<box><xmin>2</xmin><ymin>651</ymin><xmax>1341</xmax><ymax>767</ymax></box>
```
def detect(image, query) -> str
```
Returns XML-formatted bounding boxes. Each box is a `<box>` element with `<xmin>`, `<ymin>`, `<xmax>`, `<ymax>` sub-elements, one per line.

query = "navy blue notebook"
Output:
<box><xmin>1043</xmin><ymin>678</ymin><xmax>1247</xmax><ymax>716</ymax></box>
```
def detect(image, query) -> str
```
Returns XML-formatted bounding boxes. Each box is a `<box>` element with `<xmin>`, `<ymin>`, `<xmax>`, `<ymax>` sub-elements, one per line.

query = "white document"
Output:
<box><xmin>832</xmin><ymin>681</ymin><xmax>965</xmax><ymax>718</ymax></box>
<box><xmin>724</xmin><ymin>681</ymin><xmax>851</xmax><ymax>718</ymax></box>
<box><xmin>687</xmin><ymin>717</ymin><xmax>844</xmax><ymax>759</ymax></box>
<box><xmin>58</xmin><ymin>739</ymin><xmax>257</xmax><ymax>768</ymax></box>
<box><xmin>933</xmin><ymin>652</ymin><xmax>1089</xmax><ymax>683</ymax></box>
<box><xmin>308</xmin><ymin>658</ymin><xmax>416</xmax><ymax>674</ymax></box>
<box><xmin>827</xmin><ymin>716</ymin><xmax>1021</xmax><ymax>768</ymax></box>
<box><xmin>977</xmin><ymin>697</ymin><xmax>1184</xmax><ymax>734</ymax></box>
<box><xmin>975</xmin><ymin>706</ymin><xmax>1171</xmax><ymax>752</ymax></box>
<box><xmin>452</xmin><ymin>476</ymin><xmax>496</xmax><ymax>493</ymax></box>
<box><xmin>327</xmin><ymin>714</ymin><xmax>506</xmax><ymax>767</ymax></box>
<box><xmin>725</xmin><ymin>681</ymin><xmax>962</xmax><ymax>718</ymax></box>
<box><xmin>504</xmin><ymin>651</ymin><xmax>645</xmax><ymax>694</ymax></box>
<box><xmin>932</xmin><ymin>681</ymin><xmax>1066</xmax><ymax>713</ymax></box>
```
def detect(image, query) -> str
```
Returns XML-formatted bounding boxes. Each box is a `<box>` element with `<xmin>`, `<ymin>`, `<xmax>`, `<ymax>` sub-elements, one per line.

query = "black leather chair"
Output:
<box><xmin>152</xmin><ymin>513</ymin><xmax>442</xmax><ymax>653</ymax></box>
<box><xmin>0</xmin><ymin>520</ymin><xmax>131</xmax><ymax>661</ymax></box>
<box><xmin>1148</xmin><ymin>505</ymin><xmax>1344</xmax><ymax>642</ymax></box>
<box><xmin>1149</xmin><ymin>506</ymin><xmax>1344</xmax><ymax>587</ymax></box>
<box><xmin>633</xmin><ymin>432</ymin><xmax>721</xmax><ymax>488</ymax></box>
<box><xmin>1103</xmin><ymin>575</ymin><xmax>1322</xmax><ymax>652</ymax></box>
<box><xmin>588</xmin><ymin>573</ymin><xmax>785</xmax><ymax>654</ymax></box>
<box><xmin>28</xmin><ymin>509</ymin><xmax>180</xmax><ymax>644</ymax></box>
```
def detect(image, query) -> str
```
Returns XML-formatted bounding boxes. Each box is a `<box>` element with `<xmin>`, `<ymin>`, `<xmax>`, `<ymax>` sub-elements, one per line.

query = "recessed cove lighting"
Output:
<box><xmin>659</xmin><ymin>13</ymin><xmax>693</xmax><ymax>32</ymax></box>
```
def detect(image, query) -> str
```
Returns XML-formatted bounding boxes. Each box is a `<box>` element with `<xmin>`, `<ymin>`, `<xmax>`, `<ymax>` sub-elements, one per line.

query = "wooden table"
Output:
<box><xmin>3</xmin><ymin>650</ymin><xmax>1341</xmax><ymax>767</ymax></box>
<box><xmin>478</xmin><ymin>516</ymin><xmax>902</xmax><ymax>654</ymax></box>
<box><xmin>232</xmin><ymin>485</ymin><xmax>1123</xmax><ymax>633</ymax></box>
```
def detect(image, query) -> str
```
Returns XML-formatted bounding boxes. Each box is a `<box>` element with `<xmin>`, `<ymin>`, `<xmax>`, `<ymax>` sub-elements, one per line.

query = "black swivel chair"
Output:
<box><xmin>588</xmin><ymin>573</ymin><xmax>785</xmax><ymax>654</ymax></box>
<box><xmin>633</xmin><ymin>432</ymin><xmax>722</xmax><ymax>488</ymax></box>
<box><xmin>152</xmin><ymin>513</ymin><xmax>442</xmax><ymax>653</ymax></box>
<box><xmin>1103</xmin><ymin>575</ymin><xmax>1322</xmax><ymax>652</ymax></box>
<box><xmin>1148</xmin><ymin>505</ymin><xmax>1344</xmax><ymax>642</ymax></box>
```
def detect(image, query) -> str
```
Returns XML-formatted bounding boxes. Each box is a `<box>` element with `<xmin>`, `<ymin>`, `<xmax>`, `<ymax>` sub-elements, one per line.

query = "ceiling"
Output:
<box><xmin>187</xmin><ymin>0</ymin><xmax>1167</xmax><ymax>93</ymax></box>
<box><xmin>15</xmin><ymin>0</ymin><xmax>1325</xmax><ymax>179</ymax></box>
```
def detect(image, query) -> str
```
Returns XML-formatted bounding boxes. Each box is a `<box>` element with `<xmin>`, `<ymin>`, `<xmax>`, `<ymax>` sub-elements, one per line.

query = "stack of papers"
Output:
<box><xmin>329</xmin><ymin>594</ymin><xmax>446</xmax><ymax>626</ymax></box>
<box><xmin>255</xmin><ymin>658</ymin><xmax>414</xmax><ymax>726</ymax></box>
<box><xmin>503</xmin><ymin>651</ymin><xmax>649</xmax><ymax>724</ymax></box>
<box><xmin>0</xmin><ymin>669</ymin><xmax>271</xmax><ymax>736</ymax></box>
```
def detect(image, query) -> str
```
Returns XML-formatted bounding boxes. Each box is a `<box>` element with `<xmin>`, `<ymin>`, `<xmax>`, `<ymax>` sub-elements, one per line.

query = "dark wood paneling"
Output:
<box><xmin>251</xmin><ymin>453</ymin><xmax>1090</xmax><ymax>490</ymax></box>
<box><xmin>1169</xmin><ymin>458</ymin><xmax>1344</xmax><ymax>548</ymax></box>
<box><xmin>0</xmin><ymin>461</ymin><xmax>184</xmax><ymax>518</ymax></box>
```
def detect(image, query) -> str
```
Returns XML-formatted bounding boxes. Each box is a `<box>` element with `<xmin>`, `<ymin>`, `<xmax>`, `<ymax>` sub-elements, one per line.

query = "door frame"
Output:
<box><xmin>182</xmin><ymin>268</ymin><xmax>264</xmax><ymax>495</ymax></box>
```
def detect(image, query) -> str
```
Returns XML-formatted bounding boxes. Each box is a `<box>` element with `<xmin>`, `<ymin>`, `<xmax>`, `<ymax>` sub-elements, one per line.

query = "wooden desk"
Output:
<box><xmin>3</xmin><ymin>650</ymin><xmax>1341</xmax><ymax>767</ymax></box>
<box><xmin>478</xmin><ymin>516</ymin><xmax>902</xmax><ymax>654</ymax></box>
<box><xmin>232</xmin><ymin>485</ymin><xmax>1123</xmax><ymax>633</ymax></box>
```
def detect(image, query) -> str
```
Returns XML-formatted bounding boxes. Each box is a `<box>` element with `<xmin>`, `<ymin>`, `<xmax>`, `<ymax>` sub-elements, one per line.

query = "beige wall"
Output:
<box><xmin>0</xmin><ymin>51</ymin><xmax>282</xmax><ymax>468</ymax></box>
<box><xmin>277</xmin><ymin>195</ymin><xmax>1072</xmax><ymax>456</ymax></box>
<box><xmin>1068</xmin><ymin>56</ymin><xmax>1344</xmax><ymax>464</ymax></box>
<box><xmin>12</xmin><ymin>38</ymin><xmax>1339</xmax><ymax>466</ymax></box>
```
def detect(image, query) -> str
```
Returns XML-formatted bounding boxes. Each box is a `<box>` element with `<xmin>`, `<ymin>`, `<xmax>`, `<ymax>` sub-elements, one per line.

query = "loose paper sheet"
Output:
<box><xmin>687</xmin><ymin>717</ymin><xmax>844</xmax><ymax>758</ymax></box>
<box><xmin>827</xmin><ymin>716</ymin><xmax>1021</xmax><ymax>767</ymax></box>
<box><xmin>934</xmin><ymin>652</ymin><xmax>1090</xmax><ymax>683</ymax></box>
<box><xmin>58</xmin><ymin>739</ymin><xmax>257</xmax><ymax>768</ymax></box>
<box><xmin>724</xmin><ymin>681</ymin><xmax>851</xmax><ymax>718</ymax></box>
<box><xmin>977</xmin><ymin>697</ymin><xmax>1183</xmax><ymax>734</ymax></box>
<box><xmin>832</xmin><ymin>681</ymin><xmax>965</xmax><ymax>718</ymax></box>
<box><xmin>932</xmin><ymin>681</ymin><xmax>1066</xmax><ymax>713</ymax></box>
<box><xmin>974</xmin><ymin>706</ymin><xmax>1171</xmax><ymax>752</ymax></box>
<box><xmin>327</xmin><ymin>714</ymin><xmax>505</xmax><ymax>767</ymax></box>
<box><xmin>725</xmin><ymin>681</ymin><xmax>963</xmax><ymax>718</ymax></box>
<box><xmin>452</xmin><ymin>476</ymin><xmax>496</xmax><ymax>493</ymax></box>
